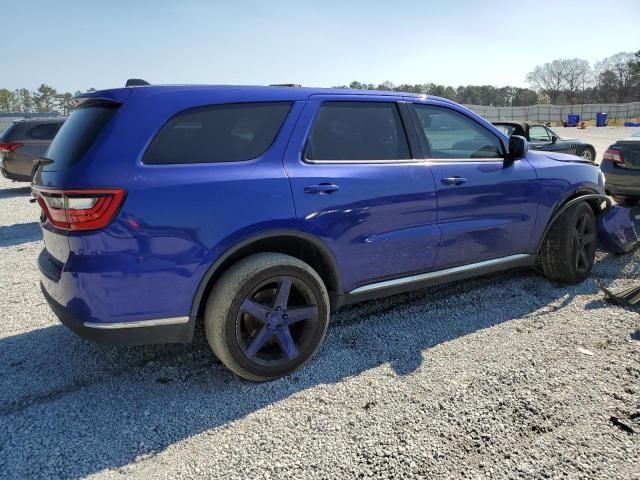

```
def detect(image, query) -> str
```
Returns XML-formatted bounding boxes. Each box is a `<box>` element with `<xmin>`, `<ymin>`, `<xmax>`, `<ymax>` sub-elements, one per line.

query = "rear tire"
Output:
<box><xmin>539</xmin><ymin>202</ymin><xmax>597</xmax><ymax>284</ymax></box>
<box><xmin>204</xmin><ymin>253</ymin><xmax>330</xmax><ymax>381</ymax></box>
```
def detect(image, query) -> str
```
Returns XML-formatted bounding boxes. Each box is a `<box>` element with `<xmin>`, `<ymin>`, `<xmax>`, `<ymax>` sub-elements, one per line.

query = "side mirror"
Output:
<box><xmin>505</xmin><ymin>135</ymin><xmax>528</xmax><ymax>166</ymax></box>
<box><xmin>551</xmin><ymin>135</ymin><xmax>558</xmax><ymax>144</ymax></box>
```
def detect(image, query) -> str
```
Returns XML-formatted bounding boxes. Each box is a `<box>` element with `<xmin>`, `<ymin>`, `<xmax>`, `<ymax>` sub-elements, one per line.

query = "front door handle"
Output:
<box><xmin>304</xmin><ymin>183</ymin><xmax>340</xmax><ymax>194</ymax></box>
<box><xmin>441</xmin><ymin>177</ymin><xmax>467</xmax><ymax>186</ymax></box>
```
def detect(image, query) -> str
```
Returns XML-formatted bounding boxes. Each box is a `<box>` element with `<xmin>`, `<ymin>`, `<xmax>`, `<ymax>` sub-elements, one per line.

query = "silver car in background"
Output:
<box><xmin>0</xmin><ymin>117</ymin><xmax>65</xmax><ymax>182</ymax></box>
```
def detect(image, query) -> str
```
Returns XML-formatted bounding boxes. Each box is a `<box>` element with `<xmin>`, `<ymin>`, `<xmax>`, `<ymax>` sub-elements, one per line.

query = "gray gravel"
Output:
<box><xmin>553</xmin><ymin>126</ymin><xmax>640</xmax><ymax>164</ymax></box>
<box><xmin>1</xmin><ymin>139</ymin><xmax>639</xmax><ymax>479</ymax></box>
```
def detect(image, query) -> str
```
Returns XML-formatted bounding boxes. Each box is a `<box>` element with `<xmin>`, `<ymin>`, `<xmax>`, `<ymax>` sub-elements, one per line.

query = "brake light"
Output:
<box><xmin>31</xmin><ymin>187</ymin><xmax>126</xmax><ymax>231</ymax></box>
<box><xmin>0</xmin><ymin>142</ymin><xmax>24</xmax><ymax>152</ymax></box>
<box><xmin>603</xmin><ymin>147</ymin><xmax>625</xmax><ymax>165</ymax></box>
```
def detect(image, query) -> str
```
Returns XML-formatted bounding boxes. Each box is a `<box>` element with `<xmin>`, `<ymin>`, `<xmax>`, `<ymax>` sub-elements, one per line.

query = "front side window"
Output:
<box><xmin>529</xmin><ymin>125</ymin><xmax>551</xmax><ymax>142</ymax></box>
<box><xmin>413</xmin><ymin>104</ymin><xmax>503</xmax><ymax>159</ymax></box>
<box><xmin>144</xmin><ymin>102</ymin><xmax>292</xmax><ymax>164</ymax></box>
<box><xmin>305</xmin><ymin>102</ymin><xmax>410</xmax><ymax>162</ymax></box>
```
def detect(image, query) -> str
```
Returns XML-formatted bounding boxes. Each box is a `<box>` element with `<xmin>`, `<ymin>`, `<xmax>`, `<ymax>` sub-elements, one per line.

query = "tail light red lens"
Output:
<box><xmin>603</xmin><ymin>147</ymin><xmax>625</xmax><ymax>165</ymax></box>
<box><xmin>0</xmin><ymin>142</ymin><xmax>24</xmax><ymax>152</ymax></box>
<box><xmin>31</xmin><ymin>187</ymin><xmax>126</xmax><ymax>231</ymax></box>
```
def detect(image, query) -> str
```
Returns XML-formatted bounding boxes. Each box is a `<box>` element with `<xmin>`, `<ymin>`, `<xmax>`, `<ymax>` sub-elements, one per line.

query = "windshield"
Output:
<box><xmin>547</xmin><ymin>127</ymin><xmax>562</xmax><ymax>139</ymax></box>
<box><xmin>494</xmin><ymin>124</ymin><xmax>517</xmax><ymax>136</ymax></box>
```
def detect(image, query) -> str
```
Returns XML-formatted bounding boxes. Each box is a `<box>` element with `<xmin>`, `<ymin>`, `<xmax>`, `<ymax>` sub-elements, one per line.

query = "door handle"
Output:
<box><xmin>304</xmin><ymin>183</ymin><xmax>340</xmax><ymax>194</ymax></box>
<box><xmin>441</xmin><ymin>177</ymin><xmax>467</xmax><ymax>186</ymax></box>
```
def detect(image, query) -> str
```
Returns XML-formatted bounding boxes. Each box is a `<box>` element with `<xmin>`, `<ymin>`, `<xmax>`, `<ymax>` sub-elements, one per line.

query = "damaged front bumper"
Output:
<box><xmin>597</xmin><ymin>204</ymin><xmax>640</xmax><ymax>254</ymax></box>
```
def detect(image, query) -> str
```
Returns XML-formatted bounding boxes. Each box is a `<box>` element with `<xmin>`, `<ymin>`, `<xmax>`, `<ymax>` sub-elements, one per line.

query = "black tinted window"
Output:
<box><xmin>27</xmin><ymin>123</ymin><xmax>62</xmax><ymax>140</ymax></box>
<box><xmin>45</xmin><ymin>106</ymin><xmax>117</xmax><ymax>169</ymax></box>
<box><xmin>414</xmin><ymin>105</ymin><xmax>503</xmax><ymax>159</ymax></box>
<box><xmin>143</xmin><ymin>102</ymin><xmax>292</xmax><ymax>164</ymax></box>
<box><xmin>305</xmin><ymin>102</ymin><xmax>410</xmax><ymax>161</ymax></box>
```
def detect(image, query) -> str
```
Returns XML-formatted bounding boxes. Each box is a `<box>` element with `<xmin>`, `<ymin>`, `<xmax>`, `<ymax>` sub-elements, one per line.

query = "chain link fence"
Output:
<box><xmin>465</xmin><ymin>102</ymin><xmax>640</xmax><ymax>123</ymax></box>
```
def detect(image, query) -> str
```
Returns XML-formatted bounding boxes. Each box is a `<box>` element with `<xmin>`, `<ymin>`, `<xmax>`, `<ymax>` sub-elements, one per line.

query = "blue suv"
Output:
<box><xmin>33</xmin><ymin>83</ymin><xmax>610</xmax><ymax>381</ymax></box>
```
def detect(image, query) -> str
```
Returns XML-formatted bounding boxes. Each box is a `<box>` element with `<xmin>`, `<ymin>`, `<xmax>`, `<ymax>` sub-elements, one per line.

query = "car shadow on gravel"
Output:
<box><xmin>0</xmin><ymin>222</ymin><xmax>42</xmax><ymax>247</ymax></box>
<box><xmin>0</xmin><ymin>266</ymin><xmax>612</xmax><ymax>479</ymax></box>
<box><xmin>0</xmin><ymin>186</ymin><xmax>31</xmax><ymax>199</ymax></box>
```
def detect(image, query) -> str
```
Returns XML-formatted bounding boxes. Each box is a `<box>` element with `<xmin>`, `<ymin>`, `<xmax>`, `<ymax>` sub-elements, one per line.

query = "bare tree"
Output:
<box><xmin>595</xmin><ymin>52</ymin><xmax>637</xmax><ymax>102</ymax></box>
<box><xmin>526</xmin><ymin>60</ymin><xmax>568</xmax><ymax>104</ymax></box>
<box><xmin>562</xmin><ymin>58</ymin><xmax>591</xmax><ymax>104</ymax></box>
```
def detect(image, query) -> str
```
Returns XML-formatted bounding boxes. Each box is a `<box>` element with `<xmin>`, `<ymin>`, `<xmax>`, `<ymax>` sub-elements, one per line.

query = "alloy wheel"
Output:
<box><xmin>580</xmin><ymin>149</ymin><xmax>593</xmax><ymax>161</ymax></box>
<box><xmin>236</xmin><ymin>276</ymin><xmax>319</xmax><ymax>367</ymax></box>
<box><xmin>573</xmin><ymin>212</ymin><xmax>596</xmax><ymax>273</ymax></box>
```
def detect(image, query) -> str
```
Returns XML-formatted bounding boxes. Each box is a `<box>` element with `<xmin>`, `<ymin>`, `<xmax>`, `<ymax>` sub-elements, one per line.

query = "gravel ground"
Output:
<box><xmin>1</xmin><ymin>142</ymin><xmax>640</xmax><ymax>479</ymax></box>
<box><xmin>552</xmin><ymin>126</ymin><xmax>640</xmax><ymax>164</ymax></box>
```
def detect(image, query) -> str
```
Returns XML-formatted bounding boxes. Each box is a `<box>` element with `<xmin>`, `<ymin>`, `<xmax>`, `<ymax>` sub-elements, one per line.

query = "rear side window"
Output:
<box><xmin>143</xmin><ymin>102</ymin><xmax>292</xmax><ymax>164</ymax></box>
<box><xmin>305</xmin><ymin>102</ymin><xmax>410</xmax><ymax>161</ymax></box>
<box><xmin>26</xmin><ymin>123</ymin><xmax>62</xmax><ymax>140</ymax></box>
<box><xmin>45</xmin><ymin>106</ymin><xmax>118</xmax><ymax>169</ymax></box>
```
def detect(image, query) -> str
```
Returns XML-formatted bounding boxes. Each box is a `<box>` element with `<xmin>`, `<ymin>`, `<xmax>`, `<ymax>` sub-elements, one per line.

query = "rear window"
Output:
<box><xmin>143</xmin><ymin>102</ymin><xmax>292</xmax><ymax>164</ymax></box>
<box><xmin>26</xmin><ymin>123</ymin><xmax>63</xmax><ymax>140</ymax></box>
<box><xmin>1</xmin><ymin>122</ymin><xmax>27</xmax><ymax>141</ymax></box>
<box><xmin>44</xmin><ymin>105</ymin><xmax>118</xmax><ymax>169</ymax></box>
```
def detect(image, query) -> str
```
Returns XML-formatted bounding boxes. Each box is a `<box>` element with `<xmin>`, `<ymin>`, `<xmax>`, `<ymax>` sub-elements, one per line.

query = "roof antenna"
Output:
<box><xmin>125</xmin><ymin>79</ymin><xmax>150</xmax><ymax>87</ymax></box>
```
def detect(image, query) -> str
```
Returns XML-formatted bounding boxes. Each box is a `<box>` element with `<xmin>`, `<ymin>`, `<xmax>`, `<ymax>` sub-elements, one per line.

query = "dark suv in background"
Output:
<box><xmin>0</xmin><ymin>117</ymin><xmax>65</xmax><ymax>182</ymax></box>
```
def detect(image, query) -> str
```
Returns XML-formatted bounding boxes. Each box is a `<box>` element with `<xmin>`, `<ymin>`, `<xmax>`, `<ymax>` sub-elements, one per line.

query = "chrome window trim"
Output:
<box><xmin>84</xmin><ymin>316</ymin><xmax>190</xmax><ymax>330</ymax></box>
<box><xmin>304</xmin><ymin>158</ymin><xmax>426</xmax><ymax>165</ymax></box>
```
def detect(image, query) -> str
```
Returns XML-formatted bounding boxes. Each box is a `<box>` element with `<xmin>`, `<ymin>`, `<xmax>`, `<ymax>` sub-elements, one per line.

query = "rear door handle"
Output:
<box><xmin>304</xmin><ymin>183</ymin><xmax>340</xmax><ymax>194</ymax></box>
<box><xmin>441</xmin><ymin>177</ymin><xmax>467</xmax><ymax>186</ymax></box>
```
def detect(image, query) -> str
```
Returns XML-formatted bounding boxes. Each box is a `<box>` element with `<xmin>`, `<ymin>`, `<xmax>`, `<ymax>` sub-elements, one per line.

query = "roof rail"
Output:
<box><xmin>269</xmin><ymin>83</ymin><xmax>301</xmax><ymax>87</ymax></box>
<box><xmin>125</xmin><ymin>78</ymin><xmax>150</xmax><ymax>87</ymax></box>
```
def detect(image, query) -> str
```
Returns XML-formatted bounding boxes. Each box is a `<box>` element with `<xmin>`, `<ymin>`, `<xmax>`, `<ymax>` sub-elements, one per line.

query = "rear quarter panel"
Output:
<box><xmin>40</xmin><ymin>90</ymin><xmax>306</xmax><ymax>323</ymax></box>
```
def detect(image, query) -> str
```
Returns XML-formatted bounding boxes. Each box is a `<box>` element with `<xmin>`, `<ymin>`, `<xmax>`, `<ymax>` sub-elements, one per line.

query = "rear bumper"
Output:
<box><xmin>601</xmin><ymin>163</ymin><xmax>640</xmax><ymax>198</ymax></box>
<box><xmin>40</xmin><ymin>281</ymin><xmax>195</xmax><ymax>346</ymax></box>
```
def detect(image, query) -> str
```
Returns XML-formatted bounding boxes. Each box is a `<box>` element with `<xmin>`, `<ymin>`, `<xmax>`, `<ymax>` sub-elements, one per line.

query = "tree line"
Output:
<box><xmin>336</xmin><ymin>51</ymin><xmax>640</xmax><ymax>107</ymax></box>
<box><xmin>0</xmin><ymin>85</ymin><xmax>96</xmax><ymax>115</ymax></box>
<box><xmin>333</xmin><ymin>81</ymin><xmax>540</xmax><ymax>107</ymax></box>
<box><xmin>1</xmin><ymin>50</ymin><xmax>638</xmax><ymax>114</ymax></box>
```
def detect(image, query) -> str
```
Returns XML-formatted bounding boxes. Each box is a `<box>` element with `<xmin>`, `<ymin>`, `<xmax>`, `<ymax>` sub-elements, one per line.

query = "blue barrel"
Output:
<box><xmin>596</xmin><ymin>112</ymin><xmax>607</xmax><ymax>127</ymax></box>
<box><xmin>567</xmin><ymin>114</ymin><xmax>580</xmax><ymax>126</ymax></box>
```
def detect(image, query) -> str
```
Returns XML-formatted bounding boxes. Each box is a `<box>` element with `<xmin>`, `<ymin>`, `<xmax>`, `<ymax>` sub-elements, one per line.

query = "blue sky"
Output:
<box><xmin>4</xmin><ymin>0</ymin><xmax>640</xmax><ymax>92</ymax></box>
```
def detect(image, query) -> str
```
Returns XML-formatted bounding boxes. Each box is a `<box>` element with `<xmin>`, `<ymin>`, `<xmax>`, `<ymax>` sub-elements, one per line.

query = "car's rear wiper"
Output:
<box><xmin>32</xmin><ymin>156</ymin><xmax>54</xmax><ymax>173</ymax></box>
<box><xmin>30</xmin><ymin>157</ymin><xmax>55</xmax><ymax>184</ymax></box>
<box><xmin>33</xmin><ymin>157</ymin><xmax>54</xmax><ymax>169</ymax></box>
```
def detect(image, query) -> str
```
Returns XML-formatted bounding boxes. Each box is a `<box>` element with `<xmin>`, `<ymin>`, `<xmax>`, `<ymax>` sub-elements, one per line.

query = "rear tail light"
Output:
<box><xmin>603</xmin><ymin>147</ymin><xmax>625</xmax><ymax>165</ymax></box>
<box><xmin>0</xmin><ymin>142</ymin><xmax>24</xmax><ymax>152</ymax></box>
<box><xmin>31</xmin><ymin>187</ymin><xmax>126</xmax><ymax>231</ymax></box>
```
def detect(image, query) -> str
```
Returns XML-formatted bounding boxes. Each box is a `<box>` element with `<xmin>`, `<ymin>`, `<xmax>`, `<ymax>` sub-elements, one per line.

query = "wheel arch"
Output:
<box><xmin>190</xmin><ymin>230</ymin><xmax>342</xmax><ymax>322</ymax></box>
<box><xmin>535</xmin><ymin>189</ymin><xmax>611</xmax><ymax>253</ymax></box>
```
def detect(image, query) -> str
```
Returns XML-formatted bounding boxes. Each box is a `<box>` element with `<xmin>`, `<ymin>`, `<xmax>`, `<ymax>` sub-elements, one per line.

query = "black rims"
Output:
<box><xmin>237</xmin><ymin>276</ymin><xmax>319</xmax><ymax>367</ymax></box>
<box><xmin>205</xmin><ymin>253</ymin><xmax>330</xmax><ymax>381</ymax></box>
<box><xmin>572</xmin><ymin>210</ymin><xmax>597</xmax><ymax>274</ymax></box>
<box><xmin>539</xmin><ymin>201</ymin><xmax>597</xmax><ymax>284</ymax></box>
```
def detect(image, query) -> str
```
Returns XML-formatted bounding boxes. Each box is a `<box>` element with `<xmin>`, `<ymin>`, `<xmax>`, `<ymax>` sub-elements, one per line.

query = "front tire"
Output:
<box><xmin>580</xmin><ymin>147</ymin><xmax>595</xmax><ymax>162</ymax></box>
<box><xmin>539</xmin><ymin>202</ymin><xmax>597</xmax><ymax>284</ymax></box>
<box><xmin>204</xmin><ymin>253</ymin><xmax>330</xmax><ymax>381</ymax></box>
